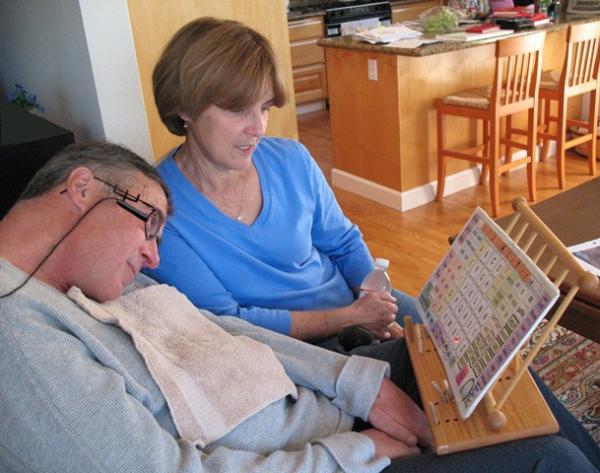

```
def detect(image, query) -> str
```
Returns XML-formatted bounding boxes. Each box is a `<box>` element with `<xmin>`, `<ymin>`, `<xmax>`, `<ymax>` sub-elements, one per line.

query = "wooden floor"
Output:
<box><xmin>298</xmin><ymin>109</ymin><xmax>598</xmax><ymax>297</ymax></box>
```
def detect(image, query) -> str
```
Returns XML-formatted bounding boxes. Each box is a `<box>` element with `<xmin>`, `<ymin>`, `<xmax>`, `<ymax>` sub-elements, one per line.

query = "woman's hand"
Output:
<box><xmin>368</xmin><ymin>378</ymin><xmax>434</xmax><ymax>451</ymax></box>
<box><xmin>387</xmin><ymin>321</ymin><xmax>404</xmax><ymax>339</ymax></box>
<box><xmin>289</xmin><ymin>292</ymin><xmax>401</xmax><ymax>341</ymax></box>
<box><xmin>361</xmin><ymin>428</ymin><xmax>421</xmax><ymax>460</ymax></box>
<box><xmin>349</xmin><ymin>292</ymin><xmax>399</xmax><ymax>340</ymax></box>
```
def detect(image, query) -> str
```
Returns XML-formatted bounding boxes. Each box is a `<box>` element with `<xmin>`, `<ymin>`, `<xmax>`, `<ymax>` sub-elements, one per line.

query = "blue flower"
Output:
<box><xmin>6</xmin><ymin>83</ymin><xmax>45</xmax><ymax>113</ymax></box>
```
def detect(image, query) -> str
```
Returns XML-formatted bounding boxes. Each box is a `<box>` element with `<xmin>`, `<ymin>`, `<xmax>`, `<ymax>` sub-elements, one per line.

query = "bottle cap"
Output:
<box><xmin>374</xmin><ymin>258</ymin><xmax>389</xmax><ymax>269</ymax></box>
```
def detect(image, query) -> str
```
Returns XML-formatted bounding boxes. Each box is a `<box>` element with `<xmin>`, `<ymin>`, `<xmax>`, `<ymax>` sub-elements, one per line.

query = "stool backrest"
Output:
<box><xmin>561</xmin><ymin>21</ymin><xmax>600</xmax><ymax>96</ymax></box>
<box><xmin>491</xmin><ymin>32</ymin><xmax>546</xmax><ymax>117</ymax></box>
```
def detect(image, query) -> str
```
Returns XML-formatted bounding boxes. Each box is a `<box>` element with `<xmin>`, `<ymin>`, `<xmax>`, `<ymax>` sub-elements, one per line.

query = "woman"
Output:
<box><xmin>142</xmin><ymin>18</ymin><xmax>600</xmax><ymax>471</ymax></box>
<box><xmin>145</xmin><ymin>17</ymin><xmax>419</xmax><ymax>345</ymax></box>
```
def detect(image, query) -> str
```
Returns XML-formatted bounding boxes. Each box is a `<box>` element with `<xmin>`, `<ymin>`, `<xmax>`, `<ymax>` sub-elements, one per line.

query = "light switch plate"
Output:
<box><xmin>368</xmin><ymin>59</ymin><xmax>378</xmax><ymax>81</ymax></box>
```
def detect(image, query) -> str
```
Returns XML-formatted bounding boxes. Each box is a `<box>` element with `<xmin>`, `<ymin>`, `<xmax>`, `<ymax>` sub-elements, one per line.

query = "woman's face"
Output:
<box><xmin>182</xmin><ymin>86</ymin><xmax>274</xmax><ymax>173</ymax></box>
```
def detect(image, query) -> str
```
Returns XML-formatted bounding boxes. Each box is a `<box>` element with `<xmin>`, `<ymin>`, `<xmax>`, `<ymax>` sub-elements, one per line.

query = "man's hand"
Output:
<box><xmin>368</xmin><ymin>378</ymin><xmax>434</xmax><ymax>451</ymax></box>
<box><xmin>361</xmin><ymin>428</ymin><xmax>421</xmax><ymax>460</ymax></box>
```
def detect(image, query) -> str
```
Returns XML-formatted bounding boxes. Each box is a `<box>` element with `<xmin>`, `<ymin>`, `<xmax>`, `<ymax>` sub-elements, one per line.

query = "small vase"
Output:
<box><xmin>537</xmin><ymin>1</ymin><xmax>548</xmax><ymax>14</ymax></box>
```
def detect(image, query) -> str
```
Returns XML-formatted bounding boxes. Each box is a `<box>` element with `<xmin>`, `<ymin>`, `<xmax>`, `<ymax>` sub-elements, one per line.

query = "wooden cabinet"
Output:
<box><xmin>288</xmin><ymin>16</ymin><xmax>327</xmax><ymax>105</ymax></box>
<box><xmin>127</xmin><ymin>0</ymin><xmax>298</xmax><ymax>159</ymax></box>
<box><xmin>391</xmin><ymin>0</ymin><xmax>441</xmax><ymax>22</ymax></box>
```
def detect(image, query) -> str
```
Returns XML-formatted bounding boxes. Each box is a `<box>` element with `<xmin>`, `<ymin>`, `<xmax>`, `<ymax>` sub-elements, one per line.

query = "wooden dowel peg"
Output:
<box><xmin>431</xmin><ymin>380</ymin><xmax>446</xmax><ymax>401</ymax></box>
<box><xmin>403</xmin><ymin>316</ymin><xmax>414</xmax><ymax>342</ymax></box>
<box><xmin>483</xmin><ymin>392</ymin><xmax>507</xmax><ymax>431</ymax></box>
<box><xmin>510</xmin><ymin>355</ymin><xmax>522</xmax><ymax>372</ymax></box>
<box><xmin>428</xmin><ymin>401</ymin><xmax>440</xmax><ymax>425</ymax></box>
<box><xmin>416</xmin><ymin>323</ymin><xmax>424</xmax><ymax>354</ymax></box>
<box><xmin>443</xmin><ymin>379</ymin><xmax>454</xmax><ymax>400</ymax></box>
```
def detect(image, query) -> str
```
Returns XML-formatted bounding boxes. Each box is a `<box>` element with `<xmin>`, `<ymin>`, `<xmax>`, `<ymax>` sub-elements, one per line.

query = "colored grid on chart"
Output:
<box><xmin>418</xmin><ymin>208</ymin><xmax>559</xmax><ymax>419</ymax></box>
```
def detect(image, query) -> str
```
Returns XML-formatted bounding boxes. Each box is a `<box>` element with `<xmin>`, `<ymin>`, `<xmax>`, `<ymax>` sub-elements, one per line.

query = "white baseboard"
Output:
<box><xmin>296</xmin><ymin>101</ymin><xmax>326</xmax><ymax>115</ymax></box>
<box><xmin>331</xmin><ymin>141</ymin><xmax>556</xmax><ymax>212</ymax></box>
<box><xmin>332</xmin><ymin>169</ymin><xmax>404</xmax><ymax>210</ymax></box>
<box><xmin>332</xmin><ymin>167</ymin><xmax>481</xmax><ymax>211</ymax></box>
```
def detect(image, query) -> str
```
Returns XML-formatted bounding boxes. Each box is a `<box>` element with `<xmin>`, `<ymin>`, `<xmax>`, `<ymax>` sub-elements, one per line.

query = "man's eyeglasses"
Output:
<box><xmin>93</xmin><ymin>176</ymin><xmax>162</xmax><ymax>241</ymax></box>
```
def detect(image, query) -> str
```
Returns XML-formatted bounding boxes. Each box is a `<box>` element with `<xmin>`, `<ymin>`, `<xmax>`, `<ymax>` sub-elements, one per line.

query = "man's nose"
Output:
<box><xmin>141</xmin><ymin>239</ymin><xmax>160</xmax><ymax>269</ymax></box>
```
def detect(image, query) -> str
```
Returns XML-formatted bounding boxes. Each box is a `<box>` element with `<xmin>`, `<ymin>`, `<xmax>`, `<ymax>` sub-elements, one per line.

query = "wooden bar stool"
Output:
<box><xmin>435</xmin><ymin>32</ymin><xmax>546</xmax><ymax>217</ymax></box>
<box><xmin>538</xmin><ymin>21</ymin><xmax>600</xmax><ymax>189</ymax></box>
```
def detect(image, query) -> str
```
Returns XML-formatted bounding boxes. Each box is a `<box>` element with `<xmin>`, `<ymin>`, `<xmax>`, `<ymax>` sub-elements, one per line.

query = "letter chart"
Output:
<box><xmin>417</xmin><ymin>208</ymin><xmax>558</xmax><ymax>419</ymax></box>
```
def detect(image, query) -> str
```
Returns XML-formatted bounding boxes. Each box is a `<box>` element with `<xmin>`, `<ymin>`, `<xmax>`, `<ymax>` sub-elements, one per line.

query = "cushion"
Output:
<box><xmin>442</xmin><ymin>86</ymin><xmax>492</xmax><ymax>110</ymax></box>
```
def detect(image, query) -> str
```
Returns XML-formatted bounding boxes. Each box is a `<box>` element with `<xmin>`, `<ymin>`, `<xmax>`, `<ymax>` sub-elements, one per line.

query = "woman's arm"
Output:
<box><xmin>146</xmin><ymin>227</ymin><xmax>398</xmax><ymax>341</ymax></box>
<box><xmin>285</xmin><ymin>146</ymin><xmax>398</xmax><ymax>340</ymax></box>
<box><xmin>144</xmin><ymin>226</ymin><xmax>293</xmax><ymax>335</ymax></box>
<box><xmin>301</xmin><ymin>145</ymin><xmax>375</xmax><ymax>290</ymax></box>
<box><xmin>289</xmin><ymin>291</ymin><xmax>398</xmax><ymax>340</ymax></box>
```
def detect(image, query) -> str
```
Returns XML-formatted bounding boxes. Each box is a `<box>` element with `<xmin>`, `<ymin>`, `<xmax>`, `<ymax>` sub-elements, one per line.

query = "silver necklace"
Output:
<box><xmin>178</xmin><ymin>148</ymin><xmax>248</xmax><ymax>221</ymax></box>
<box><xmin>205</xmin><ymin>170</ymin><xmax>247</xmax><ymax>221</ymax></box>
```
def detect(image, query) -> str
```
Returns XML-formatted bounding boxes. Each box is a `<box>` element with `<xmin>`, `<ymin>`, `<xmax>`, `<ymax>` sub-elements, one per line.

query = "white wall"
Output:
<box><xmin>78</xmin><ymin>0</ymin><xmax>153</xmax><ymax>160</ymax></box>
<box><xmin>0</xmin><ymin>0</ymin><xmax>103</xmax><ymax>142</ymax></box>
<box><xmin>0</xmin><ymin>0</ymin><xmax>154</xmax><ymax>162</ymax></box>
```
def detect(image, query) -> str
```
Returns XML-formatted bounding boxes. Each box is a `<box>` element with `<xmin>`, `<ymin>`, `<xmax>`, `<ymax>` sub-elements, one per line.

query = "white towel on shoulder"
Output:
<box><xmin>67</xmin><ymin>284</ymin><xmax>297</xmax><ymax>447</ymax></box>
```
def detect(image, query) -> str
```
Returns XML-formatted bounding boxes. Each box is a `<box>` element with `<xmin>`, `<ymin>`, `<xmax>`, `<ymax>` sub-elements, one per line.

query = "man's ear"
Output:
<box><xmin>62</xmin><ymin>167</ymin><xmax>96</xmax><ymax>211</ymax></box>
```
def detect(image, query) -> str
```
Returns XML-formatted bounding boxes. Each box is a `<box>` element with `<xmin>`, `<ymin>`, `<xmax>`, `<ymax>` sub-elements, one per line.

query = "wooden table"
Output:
<box><xmin>500</xmin><ymin>177</ymin><xmax>600</xmax><ymax>343</ymax></box>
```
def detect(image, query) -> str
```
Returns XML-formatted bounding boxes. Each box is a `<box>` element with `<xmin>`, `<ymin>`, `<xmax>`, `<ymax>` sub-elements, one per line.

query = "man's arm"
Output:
<box><xmin>0</xmin><ymin>304</ymin><xmax>389</xmax><ymax>473</ymax></box>
<box><xmin>204</xmin><ymin>311</ymin><xmax>390</xmax><ymax>421</ymax></box>
<box><xmin>205</xmin><ymin>312</ymin><xmax>433</xmax><ymax>451</ymax></box>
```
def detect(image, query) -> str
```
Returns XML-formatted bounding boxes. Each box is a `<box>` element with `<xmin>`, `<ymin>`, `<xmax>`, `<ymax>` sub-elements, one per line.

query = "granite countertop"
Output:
<box><xmin>318</xmin><ymin>14</ymin><xmax>600</xmax><ymax>56</ymax></box>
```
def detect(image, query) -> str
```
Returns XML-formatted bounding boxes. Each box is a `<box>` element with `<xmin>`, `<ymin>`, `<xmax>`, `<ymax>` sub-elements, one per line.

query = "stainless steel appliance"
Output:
<box><xmin>289</xmin><ymin>1</ymin><xmax>392</xmax><ymax>37</ymax></box>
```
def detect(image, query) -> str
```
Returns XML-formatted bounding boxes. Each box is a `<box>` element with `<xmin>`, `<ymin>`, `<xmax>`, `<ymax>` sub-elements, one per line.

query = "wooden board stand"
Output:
<box><xmin>403</xmin><ymin>198</ymin><xmax>599</xmax><ymax>455</ymax></box>
<box><xmin>404</xmin><ymin>316</ymin><xmax>558</xmax><ymax>455</ymax></box>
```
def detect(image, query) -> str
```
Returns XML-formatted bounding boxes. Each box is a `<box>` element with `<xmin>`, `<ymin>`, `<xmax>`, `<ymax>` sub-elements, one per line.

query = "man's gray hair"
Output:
<box><xmin>19</xmin><ymin>142</ymin><xmax>172</xmax><ymax>214</ymax></box>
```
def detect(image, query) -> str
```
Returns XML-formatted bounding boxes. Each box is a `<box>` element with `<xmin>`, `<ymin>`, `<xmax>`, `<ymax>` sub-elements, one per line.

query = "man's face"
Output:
<box><xmin>63</xmin><ymin>173</ymin><xmax>168</xmax><ymax>302</ymax></box>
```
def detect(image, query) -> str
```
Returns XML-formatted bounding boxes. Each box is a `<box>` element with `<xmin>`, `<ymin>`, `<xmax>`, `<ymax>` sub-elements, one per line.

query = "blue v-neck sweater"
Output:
<box><xmin>145</xmin><ymin>137</ymin><xmax>374</xmax><ymax>335</ymax></box>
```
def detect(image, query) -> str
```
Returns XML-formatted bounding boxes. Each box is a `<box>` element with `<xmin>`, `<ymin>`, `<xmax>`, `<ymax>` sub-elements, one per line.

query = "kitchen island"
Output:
<box><xmin>319</xmin><ymin>14</ymin><xmax>600</xmax><ymax>211</ymax></box>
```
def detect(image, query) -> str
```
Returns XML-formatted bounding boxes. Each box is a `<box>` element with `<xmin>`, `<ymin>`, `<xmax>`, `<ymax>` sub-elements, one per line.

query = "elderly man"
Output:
<box><xmin>0</xmin><ymin>142</ymin><xmax>598</xmax><ymax>473</ymax></box>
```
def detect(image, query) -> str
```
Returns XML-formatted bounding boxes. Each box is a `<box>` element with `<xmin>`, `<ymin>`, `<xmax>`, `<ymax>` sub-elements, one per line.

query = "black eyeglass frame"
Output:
<box><xmin>59</xmin><ymin>176</ymin><xmax>162</xmax><ymax>241</ymax></box>
<box><xmin>92</xmin><ymin>176</ymin><xmax>162</xmax><ymax>241</ymax></box>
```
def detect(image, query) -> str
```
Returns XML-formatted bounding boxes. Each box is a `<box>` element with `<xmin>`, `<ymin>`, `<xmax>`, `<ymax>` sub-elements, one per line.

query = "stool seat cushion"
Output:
<box><xmin>540</xmin><ymin>70</ymin><xmax>561</xmax><ymax>90</ymax></box>
<box><xmin>442</xmin><ymin>86</ymin><xmax>491</xmax><ymax>109</ymax></box>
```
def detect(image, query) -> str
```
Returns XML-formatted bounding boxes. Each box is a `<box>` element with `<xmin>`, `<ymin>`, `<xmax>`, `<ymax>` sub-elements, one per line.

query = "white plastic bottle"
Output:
<box><xmin>359</xmin><ymin>258</ymin><xmax>392</xmax><ymax>297</ymax></box>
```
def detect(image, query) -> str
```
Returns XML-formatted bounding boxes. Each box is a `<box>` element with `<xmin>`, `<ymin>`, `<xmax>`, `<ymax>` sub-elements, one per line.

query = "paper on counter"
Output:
<box><xmin>341</xmin><ymin>17</ymin><xmax>380</xmax><ymax>36</ymax></box>
<box><xmin>385</xmin><ymin>38</ymin><xmax>442</xmax><ymax>49</ymax></box>
<box><xmin>436</xmin><ymin>29</ymin><xmax>514</xmax><ymax>42</ymax></box>
<box><xmin>354</xmin><ymin>25</ymin><xmax>422</xmax><ymax>44</ymax></box>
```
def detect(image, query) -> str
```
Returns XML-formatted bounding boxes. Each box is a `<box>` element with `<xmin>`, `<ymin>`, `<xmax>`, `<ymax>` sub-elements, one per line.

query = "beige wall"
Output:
<box><xmin>127</xmin><ymin>0</ymin><xmax>298</xmax><ymax>161</ymax></box>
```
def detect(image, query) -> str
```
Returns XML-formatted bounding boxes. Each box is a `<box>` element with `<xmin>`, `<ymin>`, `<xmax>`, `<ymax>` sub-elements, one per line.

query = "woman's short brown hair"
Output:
<box><xmin>153</xmin><ymin>17</ymin><xmax>288</xmax><ymax>136</ymax></box>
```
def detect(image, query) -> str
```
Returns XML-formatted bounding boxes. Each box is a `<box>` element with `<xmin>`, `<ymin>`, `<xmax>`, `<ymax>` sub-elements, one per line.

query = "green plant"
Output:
<box><xmin>420</xmin><ymin>7</ymin><xmax>459</xmax><ymax>34</ymax></box>
<box><xmin>6</xmin><ymin>83</ymin><xmax>45</xmax><ymax>113</ymax></box>
<box><xmin>533</xmin><ymin>0</ymin><xmax>552</xmax><ymax>12</ymax></box>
